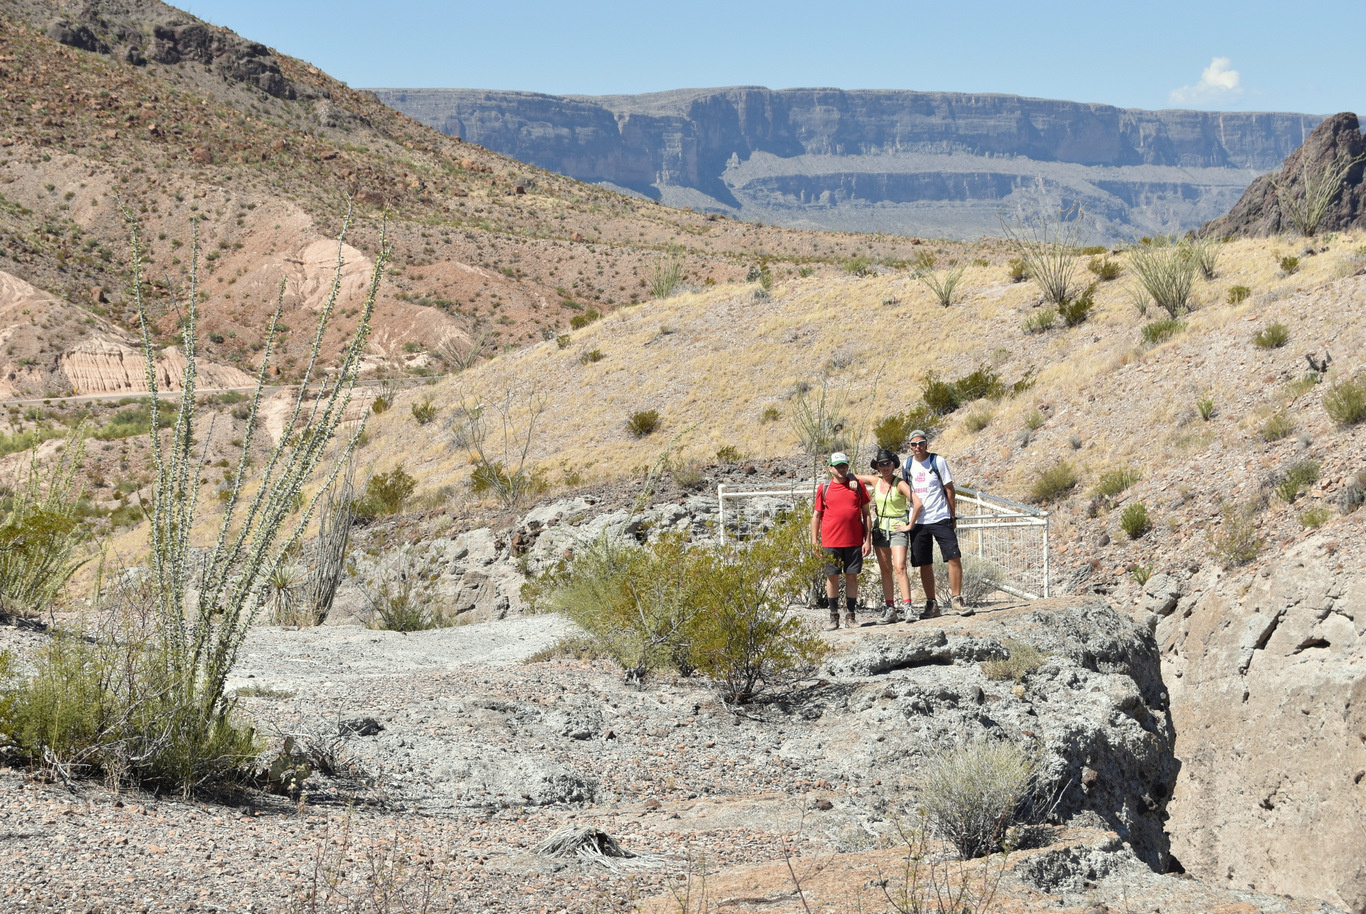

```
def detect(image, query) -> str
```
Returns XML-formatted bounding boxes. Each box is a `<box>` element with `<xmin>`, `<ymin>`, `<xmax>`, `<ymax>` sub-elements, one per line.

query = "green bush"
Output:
<box><xmin>1120</xmin><ymin>502</ymin><xmax>1151</xmax><ymax>539</ymax></box>
<box><xmin>1007</xmin><ymin>257</ymin><xmax>1028</xmax><ymax>283</ymax></box>
<box><xmin>1087</xmin><ymin>256</ymin><xmax>1121</xmax><ymax>281</ymax></box>
<box><xmin>1028</xmin><ymin>461</ymin><xmax>1079</xmax><ymax>504</ymax></box>
<box><xmin>981</xmin><ymin>639</ymin><xmax>1048</xmax><ymax>682</ymax></box>
<box><xmin>569</xmin><ymin>308</ymin><xmax>601</xmax><ymax>330</ymax></box>
<box><xmin>1274</xmin><ymin>459</ymin><xmax>1321</xmax><ymax>503</ymax></box>
<box><xmin>842</xmin><ymin>255</ymin><xmax>873</xmax><ymax>276</ymax></box>
<box><xmin>469</xmin><ymin>459</ymin><xmax>546</xmax><ymax>504</ymax></box>
<box><xmin>410</xmin><ymin>399</ymin><xmax>438</xmax><ymax>425</ymax></box>
<box><xmin>1131</xmin><ymin>564</ymin><xmax>1153</xmax><ymax>586</ymax></box>
<box><xmin>1253</xmin><ymin>322</ymin><xmax>1290</xmax><ymax>349</ymax></box>
<box><xmin>1279</xmin><ymin>255</ymin><xmax>1300</xmax><ymax>275</ymax></box>
<box><xmin>1022</xmin><ymin>307</ymin><xmax>1057</xmax><ymax>334</ymax></box>
<box><xmin>0</xmin><ymin>431</ymin><xmax>88</xmax><ymax>618</ymax></box>
<box><xmin>649</xmin><ymin>252</ymin><xmax>685</xmax><ymax>299</ymax></box>
<box><xmin>913</xmin><ymin>261</ymin><xmax>967</xmax><ymax>307</ymax></box>
<box><xmin>715</xmin><ymin>444</ymin><xmax>745</xmax><ymax>463</ymax></box>
<box><xmin>1323</xmin><ymin>374</ymin><xmax>1366</xmax><ymax>427</ymax></box>
<box><xmin>1299</xmin><ymin>505</ymin><xmax>1331</xmax><ymax>529</ymax></box>
<box><xmin>578</xmin><ymin>348</ymin><xmax>605</xmax><ymax>364</ymax></box>
<box><xmin>963</xmin><ymin>407</ymin><xmax>993</xmax><ymax>432</ymax></box>
<box><xmin>921</xmin><ymin>365</ymin><xmax>1006</xmax><ymax>416</ymax></box>
<box><xmin>1260</xmin><ymin>411</ymin><xmax>1296</xmax><ymax>441</ymax></box>
<box><xmin>1059</xmin><ymin>283</ymin><xmax>1096</xmax><ymax>327</ymax></box>
<box><xmin>1227</xmin><ymin>285</ymin><xmax>1251</xmax><ymax>304</ymax></box>
<box><xmin>760</xmin><ymin>406</ymin><xmax>781</xmax><ymax>423</ymax></box>
<box><xmin>93</xmin><ymin>404</ymin><xmax>173</xmax><ymax>440</ymax></box>
<box><xmin>918</xmin><ymin>737</ymin><xmax>1041</xmax><ymax>859</ymax></box>
<box><xmin>1142</xmin><ymin>318</ymin><xmax>1187</xmax><ymax>345</ymax></box>
<box><xmin>1210</xmin><ymin>501</ymin><xmax>1264</xmax><ymax>568</ymax></box>
<box><xmin>1094</xmin><ymin>466</ymin><xmax>1140</xmax><ymax>498</ymax></box>
<box><xmin>358</xmin><ymin>465</ymin><xmax>417</xmax><ymax>517</ymax></box>
<box><xmin>1196</xmin><ymin>397</ymin><xmax>1216</xmax><ymax>421</ymax></box>
<box><xmin>1130</xmin><ymin>238</ymin><xmax>1199</xmax><ymax>317</ymax></box>
<box><xmin>627</xmin><ymin>409</ymin><xmax>661</xmax><ymax>437</ymax></box>
<box><xmin>1023</xmin><ymin>411</ymin><xmax>1045</xmax><ymax>431</ymax></box>
<box><xmin>556</xmin><ymin>334</ymin><xmax>571</xmax><ymax>349</ymax></box>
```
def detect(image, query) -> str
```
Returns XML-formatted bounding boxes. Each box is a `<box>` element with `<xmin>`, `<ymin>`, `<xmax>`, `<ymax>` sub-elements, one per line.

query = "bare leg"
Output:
<box><xmin>948</xmin><ymin>556</ymin><xmax>963</xmax><ymax>597</ymax></box>
<box><xmin>918</xmin><ymin>564</ymin><xmax>935</xmax><ymax>603</ymax></box>
<box><xmin>826</xmin><ymin>574</ymin><xmax>840</xmax><ymax>602</ymax></box>
<box><xmin>892</xmin><ymin>545</ymin><xmax>911</xmax><ymax>603</ymax></box>
<box><xmin>874</xmin><ymin>546</ymin><xmax>893</xmax><ymax>602</ymax></box>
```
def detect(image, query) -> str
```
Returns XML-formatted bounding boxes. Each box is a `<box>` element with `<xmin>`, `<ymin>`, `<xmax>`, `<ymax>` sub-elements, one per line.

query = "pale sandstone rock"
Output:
<box><xmin>1160</xmin><ymin>535</ymin><xmax>1366</xmax><ymax>913</ymax></box>
<box><xmin>59</xmin><ymin>334</ymin><xmax>255</xmax><ymax>395</ymax></box>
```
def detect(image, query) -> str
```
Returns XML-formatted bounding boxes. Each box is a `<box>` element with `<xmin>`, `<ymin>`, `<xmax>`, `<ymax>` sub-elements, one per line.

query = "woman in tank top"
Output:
<box><xmin>855</xmin><ymin>447</ymin><xmax>922</xmax><ymax>623</ymax></box>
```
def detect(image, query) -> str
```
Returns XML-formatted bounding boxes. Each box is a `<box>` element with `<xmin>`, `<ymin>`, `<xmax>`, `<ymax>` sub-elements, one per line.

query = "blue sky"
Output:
<box><xmin>181</xmin><ymin>0</ymin><xmax>1358</xmax><ymax>115</ymax></box>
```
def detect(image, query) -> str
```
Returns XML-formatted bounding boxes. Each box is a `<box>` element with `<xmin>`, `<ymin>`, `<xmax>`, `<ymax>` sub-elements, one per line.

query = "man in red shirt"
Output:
<box><xmin>810</xmin><ymin>452</ymin><xmax>872</xmax><ymax>630</ymax></box>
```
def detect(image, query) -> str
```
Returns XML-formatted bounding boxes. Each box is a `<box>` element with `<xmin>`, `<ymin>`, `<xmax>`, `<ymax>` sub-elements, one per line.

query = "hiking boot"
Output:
<box><xmin>844</xmin><ymin>611</ymin><xmax>858</xmax><ymax>627</ymax></box>
<box><xmin>952</xmin><ymin>595</ymin><xmax>974</xmax><ymax>616</ymax></box>
<box><xmin>922</xmin><ymin>598</ymin><xmax>941</xmax><ymax>619</ymax></box>
<box><xmin>900</xmin><ymin>600</ymin><xmax>919</xmax><ymax>622</ymax></box>
<box><xmin>826</xmin><ymin>613</ymin><xmax>841</xmax><ymax>631</ymax></box>
<box><xmin>876</xmin><ymin>604</ymin><xmax>902</xmax><ymax>625</ymax></box>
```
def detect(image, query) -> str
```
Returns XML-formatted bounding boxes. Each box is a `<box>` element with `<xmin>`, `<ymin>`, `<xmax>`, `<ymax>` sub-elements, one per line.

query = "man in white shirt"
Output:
<box><xmin>901</xmin><ymin>430</ymin><xmax>968</xmax><ymax>618</ymax></box>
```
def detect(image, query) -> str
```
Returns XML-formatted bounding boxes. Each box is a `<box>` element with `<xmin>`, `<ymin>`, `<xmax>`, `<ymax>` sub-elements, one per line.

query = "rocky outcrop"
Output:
<box><xmin>1201</xmin><ymin>112</ymin><xmax>1366</xmax><ymax>238</ymax></box>
<box><xmin>375</xmin><ymin>86</ymin><xmax>1322</xmax><ymax>240</ymax></box>
<box><xmin>1158</xmin><ymin>535</ymin><xmax>1366</xmax><ymax>912</ymax></box>
<box><xmin>58</xmin><ymin>334</ymin><xmax>255</xmax><ymax>395</ymax></box>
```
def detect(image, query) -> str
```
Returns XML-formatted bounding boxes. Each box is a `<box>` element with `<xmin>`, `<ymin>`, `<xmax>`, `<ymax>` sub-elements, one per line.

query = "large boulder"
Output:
<box><xmin>1159</xmin><ymin>534</ymin><xmax>1366</xmax><ymax>912</ymax></box>
<box><xmin>1202</xmin><ymin>112</ymin><xmax>1366</xmax><ymax>238</ymax></box>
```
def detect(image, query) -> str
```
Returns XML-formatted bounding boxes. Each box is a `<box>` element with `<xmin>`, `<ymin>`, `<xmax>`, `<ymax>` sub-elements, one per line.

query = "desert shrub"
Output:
<box><xmin>914</xmin><ymin>260</ymin><xmax>968</xmax><ymax>306</ymax></box>
<box><xmin>1007</xmin><ymin>257</ymin><xmax>1028</xmax><ymax>283</ymax></box>
<box><xmin>649</xmin><ymin>251</ymin><xmax>685</xmax><ymax>299</ymax></box>
<box><xmin>295</xmin><ymin>470</ymin><xmax>356</xmax><ymax>627</ymax></box>
<box><xmin>1141</xmin><ymin>318</ymin><xmax>1187</xmax><ymax>345</ymax></box>
<box><xmin>363</xmin><ymin>556</ymin><xmax>448</xmax><ymax>632</ymax></box>
<box><xmin>922</xmin><ymin>365</ymin><xmax>1006</xmax><ymax>416</ymax></box>
<box><xmin>930</xmin><ymin>555</ymin><xmax>1004</xmax><ymax>606</ymax></box>
<box><xmin>556</xmin><ymin>334</ymin><xmax>571</xmax><ymax>349</ymax></box>
<box><xmin>1210</xmin><ymin>501</ymin><xmax>1264</xmax><ymax>568</ymax></box>
<box><xmin>714</xmin><ymin>444</ymin><xmax>745</xmax><ymax>463</ymax></box>
<box><xmin>1253</xmin><ymin>322</ymin><xmax>1290</xmax><ymax>349</ymax></box>
<box><xmin>370</xmin><ymin>394</ymin><xmax>391</xmax><ymax>414</ymax></box>
<box><xmin>790</xmin><ymin>377</ymin><xmax>856</xmax><ymax>468</ymax></box>
<box><xmin>1080</xmin><ymin>245</ymin><xmax>1107</xmax><ymax>256</ymax></box>
<box><xmin>1001</xmin><ymin>205</ymin><xmax>1086</xmax><ymax>306</ymax></box>
<box><xmin>842</xmin><ymin>255</ymin><xmax>873</xmax><ymax>276</ymax></box>
<box><xmin>627</xmin><ymin>409</ymin><xmax>661</xmax><ymax>437</ymax></box>
<box><xmin>874</xmin><ymin>413</ymin><xmax>914</xmax><ymax>452</ymax></box>
<box><xmin>1279</xmin><ymin>255</ymin><xmax>1300</xmax><ymax>275</ymax></box>
<box><xmin>410</xmin><ymin>399</ymin><xmax>438</xmax><ymax>425</ymax></box>
<box><xmin>918</xmin><ymin>737</ymin><xmax>1041</xmax><ymax>859</ymax></box>
<box><xmin>1120</xmin><ymin>502</ymin><xmax>1151</xmax><ymax>539</ymax></box>
<box><xmin>1022</xmin><ymin>308</ymin><xmax>1056</xmax><ymax>334</ymax></box>
<box><xmin>1058</xmin><ymin>283</ymin><xmax>1096</xmax><ymax>327</ymax></box>
<box><xmin>1094</xmin><ymin>466</ymin><xmax>1140</xmax><ymax>498</ymax></box>
<box><xmin>569</xmin><ymin>308</ymin><xmax>601</xmax><ymax>330</ymax></box>
<box><xmin>1323</xmin><ymin>374</ymin><xmax>1366</xmax><ymax>427</ymax></box>
<box><xmin>93</xmin><ymin>404</ymin><xmax>174</xmax><ymax>440</ymax></box>
<box><xmin>1131</xmin><ymin>564</ymin><xmax>1153</xmax><ymax>586</ymax></box>
<box><xmin>1299</xmin><ymin>505</ymin><xmax>1331</xmax><ymax>529</ymax></box>
<box><xmin>578</xmin><ymin>348</ymin><xmax>604</xmax><ymax>364</ymax></box>
<box><xmin>1227</xmin><ymin>285</ymin><xmax>1251</xmax><ymax>304</ymax></box>
<box><xmin>357</xmin><ymin>465</ymin><xmax>416</xmax><ymax>517</ymax></box>
<box><xmin>1023</xmin><ymin>411</ymin><xmax>1044</xmax><ymax>431</ymax></box>
<box><xmin>0</xmin><ymin>432</ymin><xmax>88</xmax><ymax>618</ymax></box>
<box><xmin>1273</xmin><ymin>459</ymin><xmax>1321</xmax><ymax>503</ymax></box>
<box><xmin>470</xmin><ymin>459</ymin><xmax>546</xmax><ymax>503</ymax></box>
<box><xmin>1339</xmin><ymin>471</ymin><xmax>1366</xmax><ymax>514</ymax></box>
<box><xmin>981</xmin><ymin>639</ymin><xmax>1048</xmax><ymax>682</ymax></box>
<box><xmin>963</xmin><ymin>407</ymin><xmax>993</xmax><ymax>432</ymax></box>
<box><xmin>1130</xmin><ymin>238</ymin><xmax>1198</xmax><ymax>317</ymax></box>
<box><xmin>1275</xmin><ymin>149</ymin><xmax>1366</xmax><ymax>237</ymax></box>
<box><xmin>670</xmin><ymin>459</ymin><xmax>706</xmax><ymax>491</ymax></box>
<box><xmin>1188</xmin><ymin>235</ymin><xmax>1222</xmax><ymax>279</ymax></box>
<box><xmin>1259</xmin><ymin>411</ymin><xmax>1296</xmax><ymax>441</ymax></box>
<box><xmin>1087</xmin><ymin>256</ymin><xmax>1121</xmax><ymax>281</ymax></box>
<box><xmin>760</xmin><ymin>406</ymin><xmax>781</xmax><ymax>423</ymax></box>
<box><xmin>1028</xmin><ymin>461</ymin><xmax>1078</xmax><ymax>504</ymax></box>
<box><xmin>525</xmin><ymin>634</ymin><xmax>612</xmax><ymax>663</ymax></box>
<box><xmin>1196</xmin><ymin>397</ymin><xmax>1216</xmax><ymax>421</ymax></box>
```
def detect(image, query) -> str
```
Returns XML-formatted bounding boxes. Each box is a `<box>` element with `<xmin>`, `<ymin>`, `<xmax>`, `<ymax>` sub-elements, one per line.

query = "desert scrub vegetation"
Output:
<box><xmin>918</xmin><ymin>736</ymin><xmax>1041</xmax><ymax>859</ymax></box>
<box><xmin>1094</xmin><ymin>466</ymin><xmax>1140</xmax><ymax>499</ymax></box>
<box><xmin>1141</xmin><ymin>318</ymin><xmax>1187</xmax><ymax>346</ymax></box>
<box><xmin>1</xmin><ymin>212</ymin><xmax>386</xmax><ymax>792</ymax></box>
<box><xmin>912</xmin><ymin>255</ymin><xmax>968</xmax><ymax>306</ymax></box>
<box><xmin>981</xmin><ymin>639</ymin><xmax>1048</xmax><ymax>682</ymax></box>
<box><xmin>1210</xmin><ymin>500</ymin><xmax>1264</xmax><ymax>568</ymax></box>
<box><xmin>1323</xmin><ymin>374</ymin><xmax>1366</xmax><ymax>427</ymax></box>
<box><xmin>451</xmin><ymin>385</ymin><xmax>549</xmax><ymax>508</ymax></box>
<box><xmin>1226</xmin><ymin>284</ymin><xmax>1251</xmax><ymax>304</ymax></box>
<box><xmin>1120</xmin><ymin>502</ymin><xmax>1151</xmax><ymax>539</ymax></box>
<box><xmin>1022</xmin><ymin>307</ymin><xmax>1057</xmax><ymax>334</ymax></box>
<box><xmin>1275</xmin><ymin>149</ymin><xmax>1366</xmax><ymax>237</ymax></box>
<box><xmin>1253</xmin><ymin>322</ymin><xmax>1290</xmax><ymax>349</ymax></box>
<box><xmin>0</xmin><ymin>430</ymin><xmax>89</xmax><ymax>619</ymax></box>
<box><xmin>1058</xmin><ymin>283</ymin><xmax>1097</xmax><ymax>327</ymax></box>
<box><xmin>920</xmin><ymin>364</ymin><xmax>1024</xmax><ymax>416</ymax></box>
<box><xmin>1259</xmin><ymin>411</ymin><xmax>1296</xmax><ymax>442</ymax></box>
<box><xmin>1129</xmin><ymin>237</ymin><xmax>1199</xmax><ymax>317</ymax></box>
<box><xmin>1028</xmin><ymin>461</ymin><xmax>1079</xmax><ymax>504</ymax></box>
<box><xmin>627</xmin><ymin>409</ymin><xmax>662</xmax><ymax>437</ymax></box>
<box><xmin>526</xmin><ymin>511</ymin><xmax>827</xmax><ymax>703</ymax></box>
<box><xmin>354</xmin><ymin>465</ymin><xmax>417</xmax><ymax>517</ymax></box>
<box><xmin>874</xmin><ymin>406</ymin><xmax>940</xmax><ymax>452</ymax></box>
<box><xmin>1279</xmin><ymin>255</ymin><xmax>1300</xmax><ymax>275</ymax></box>
<box><xmin>409</xmin><ymin>398</ymin><xmax>438</xmax><ymax>425</ymax></box>
<box><xmin>1000</xmin><ymin>204</ymin><xmax>1086</xmax><ymax>306</ymax></box>
<box><xmin>1273</xmin><ymin>459</ymin><xmax>1321</xmax><ymax>503</ymax></box>
<box><xmin>1087</xmin><ymin>255</ymin><xmax>1121</xmax><ymax>281</ymax></box>
<box><xmin>648</xmin><ymin>250</ymin><xmax>685</xmax><ymax>299</ymax></box>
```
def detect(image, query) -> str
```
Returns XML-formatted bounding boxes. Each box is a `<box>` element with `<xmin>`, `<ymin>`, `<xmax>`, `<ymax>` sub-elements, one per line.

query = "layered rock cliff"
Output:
<box><xmin>375</xmin><ymin>86</ymin><xmax>1323</xmax><ymax>240</ymax></box>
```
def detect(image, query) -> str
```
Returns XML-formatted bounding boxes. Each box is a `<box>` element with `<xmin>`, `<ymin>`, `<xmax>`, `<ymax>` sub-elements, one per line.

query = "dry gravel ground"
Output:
<box><xmin>0</xmin><ymin>609</ymin><xmax>1348</xmax><ymax>914</ymax></box>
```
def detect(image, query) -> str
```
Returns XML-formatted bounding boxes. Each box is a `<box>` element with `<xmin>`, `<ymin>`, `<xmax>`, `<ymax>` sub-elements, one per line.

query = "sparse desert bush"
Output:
<box><xmin>1131</xmin><ymin>564</ymin><xmax>1153</xmax><ymax>586</ymax></box>
<box><xmin>1279</xmin><ymin>255</ymin><xmax>1300</xmax><ymax>275</ymax></box>
<box><xmin>714</xmin><ymin>444</ymin><xmax>745</xmax><ymax>463</ymax></box>
<box><xmin>578</xmin><ymin>348</ymin><xmax>604</xmax><ymax>364</ymax></box>
<box><xmin>470</xmin><ymin>459</ymin><xmax>547</xmax><ymax>504</ymax></box>
<box><xmin>525</xmin><ymin>634</ymin><xmax>612</xmax><ymax>664</ymax></box>
<box><xmin>669</xmin><ymin>459</ymin><xmax>706</xmax><ymax>491</ymax></box>
<box><xmin>1253</xmin><ymin>322</ymin><xmax>1290</xmax><ymax>349</ymax></box>
<box><xmin>1275</xmin><ymin>149</ymin><xmax>1366</xmax><ymax>237</ymax></box>
<box><xmin>981</xmin><ymin>639</ymin><xmax>1048</xmax><ymax>682</ymax></box>
<box><xmin>451</xmin><ymin>385</ymin><xmax>549</xmax><ymax>509</ymax></box>
<box><xmin>930</xmin><ymin>555</ymin><xmax>1004</xmax><ymax>606</ymax></box>
<box><xmin>760</xmin><ymin>406</ymin><xmax>781</xmax><ymax>423</ymax></box>
<box><xmin>1188</xmin><ymin>234</ymin><xmax>1222</xmax><ymax>279</ymax></box>
<box><xmin>1339</xmin><ymin>470</ymin><xmax>1366</xmax><ymax>514</ymax></box>
<box><xmin>363</xmin><ymin>554</ymin><xmax>448</xmax><ymax>632</ymax></box>
<box><xmin>627</xmin><ymin>409</ymin><xmax>661</xmax><ymax>437</ymax></box>
<box><xmin>1022</xmin><ymin>307</ymin><xmax>1057</xmax><ymax>334</ymax></box>
<box><xmin>1007</xmin><ymin>257</ymin><xmax>1028</xmax><ymax>283</ymax></box>
<box><xmin>0</xmin><ymin>430</ymin><xmax>88</xmax><ymax>618</ymax></box>
<box><xmin>1023</xmin><ymin>411</ymin><xmax>1045</xmax><ymax>431</ymax></box>
<box><xmin>1323</xmin><ymin>374</ymin><xmax>1366</xmax><ymax>426</ymax></box>
<box><xmin>914</xmin><ymin>260</ymin><xmax>968</xmax><ymax>306</ymax></box>
<box><xmin>356</xmin><ymin>465</ymin><xmax>416</xmax><ymax>517</ymax></box>
<box><xmin>1094</xmin><ymin>466</ymin><xmax>1140</xmax><ymax>498</ymax></box>
<box><xmin>1142</xmin><ymin>318</ymin><xmax>1187</xmax><ymax>345</ymax></box>
<box><xmin>917</xmin><ymin>737</ymin><xmax>1041</xmax><ymax>859</ymax></box>
<box><xmin>1001</xmin><ymin>205</ymin><xmax>1086</xmax><ymax>306</ymax></box>
<box><xmin>1087</xmin><ymin>256</ymin><xmax>1121</xmax><ymax>280</ymax></box>
<box><xmin>922</xmin><ymin>365</ymin><xmax>1006</xmax><ymax>416</ymax></box>
<box><xmin>1120</xmin><ymin>502</ymin><xmax>1151</xmax><ymax>539</ymax></box>
<box><xmin>1058</xmin><ymin>283</ymin><xmax>1096</xmax><ymax>327</ymax></box>
<box><xmin>410</xmin><ymin>398</ymin><xmax>438</xmax><ymax>425</ymax></box>
<box><xmin>1210</xmin><ymin>501</ymin><xmax>1264</xmax><ymax>567</ymax></box>
<box><xmin>1259</xmin><ymin>411</ymin><xmax>1296</xmax><ymax>442</ymax></box>
<box><xmin>842</xmin><ymin>255</ymin><xmax>873</xmax><ymax>276</ymax></box>
<box><xmin>569</xmin><ymin>308</ymin><xmax>601</xmax><ymax>330</ymax></box>
<box><xmin>963</xmin><ymin>407</ymin><xmax>994</xmax><ymax>432</ymax></box>
<box><xmin>1029</xmin><ymin>461</ymin><xmax>1079</xmax><ymax>504</ymax></box>
<box><xmin>1273</xmin><ymin>459</ymin><xmax>1320</xmax><ymax>503</ymax></box>
<box><xmin>1299</xmin><ymin>505</ymin><xmax>1331</xmax><ymax>529</ymax></box>
<box><xmin>649</xmin><ymin>251</ymin><xmax>685</xmax><ymax>299</ymax></box>
<box><xmin>1196</xmin><ymin>397</ymin><xmax>1216</xmax><ymax>421</ymax></box>
<box><xmin>1227</xmin><ymin>284</ymin><xmax>1251</xmax><ymax>304</ymax></box>
<box><xmin>1130</xmin><ymin>238</ymin><xmax>1198</xmax><ymax>317</ymax></box>
<box><xmin>556</xmin><ymin>334</ymin><xmax>571</xmax><ymax>349</ymax></box>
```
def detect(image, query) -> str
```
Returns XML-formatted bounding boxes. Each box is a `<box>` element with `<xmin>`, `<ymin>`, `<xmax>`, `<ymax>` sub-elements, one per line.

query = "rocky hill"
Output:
<box><xmin>375</xmin><ymin>86</ymin><xmax>1324</xmax><ymax>241</ymax></box>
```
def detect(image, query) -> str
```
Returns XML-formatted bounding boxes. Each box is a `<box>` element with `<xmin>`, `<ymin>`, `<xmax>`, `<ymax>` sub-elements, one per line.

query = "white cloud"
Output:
<box><xmin>1169</xmin><ymin>57</ymin><xmax>1244</xmax><ymax>107</ymax></box>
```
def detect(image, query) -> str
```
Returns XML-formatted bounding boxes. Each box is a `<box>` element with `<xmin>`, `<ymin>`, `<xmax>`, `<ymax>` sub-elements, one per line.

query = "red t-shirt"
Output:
<box><xmin>815</xmin><ymin>478</ymin><xmax>869</xmax><ymax>548</ymax></box>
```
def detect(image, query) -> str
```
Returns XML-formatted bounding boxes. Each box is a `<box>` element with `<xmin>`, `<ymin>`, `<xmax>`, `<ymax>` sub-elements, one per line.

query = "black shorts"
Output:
<box><xmin>822</xmin><ymin>545</ymin><xmax>864</xmax><ymax>576</ymax></box>
<box><xmin>909</xmin><ymin>522</ymin><xmax>962</xmax><ymax>567</ymax></box>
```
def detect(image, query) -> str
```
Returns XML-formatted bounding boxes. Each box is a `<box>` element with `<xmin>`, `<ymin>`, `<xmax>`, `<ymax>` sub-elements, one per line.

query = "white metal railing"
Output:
<box><xmin>717</xmin><ymin>479</ymin><xmax>1050</xmax><ymax>599</ymax></box>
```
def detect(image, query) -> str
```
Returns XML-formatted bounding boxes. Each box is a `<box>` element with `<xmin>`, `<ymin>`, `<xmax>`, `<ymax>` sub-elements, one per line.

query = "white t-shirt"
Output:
<box><xmin>904</xmin><ymin>454</ymin><xmax>953</xmax><ymax>524</ymax></box>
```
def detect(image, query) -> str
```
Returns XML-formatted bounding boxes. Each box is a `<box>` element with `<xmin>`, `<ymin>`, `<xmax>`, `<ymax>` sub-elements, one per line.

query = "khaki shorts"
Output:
<box><xmin>871</xmin><ymin>527</ymin><xmax>910</xmax><ymax>549</ymax></box>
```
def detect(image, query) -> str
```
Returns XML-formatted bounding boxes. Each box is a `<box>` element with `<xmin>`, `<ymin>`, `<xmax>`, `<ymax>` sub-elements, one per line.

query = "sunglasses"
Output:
<box><xmin>876</xmin><ymin>460</ymin><xmax>896</xmax><ymax>467</ymax></box>
<box><xmin>910</xmin><ymin>440</ymin><xmax>928</xmax><ymax>447</ymax></box>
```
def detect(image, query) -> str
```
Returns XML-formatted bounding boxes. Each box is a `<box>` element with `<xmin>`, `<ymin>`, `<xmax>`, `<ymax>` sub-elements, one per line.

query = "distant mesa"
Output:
<box><xmin>374</xmin><ymin>86</ymin><xmax>1324</xmax><ymax>241</ymax></box>
<box><xmin>1201</xmin><ymin>112</ymin><xmax>1366</xmax><ymax>238</ymax></box>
